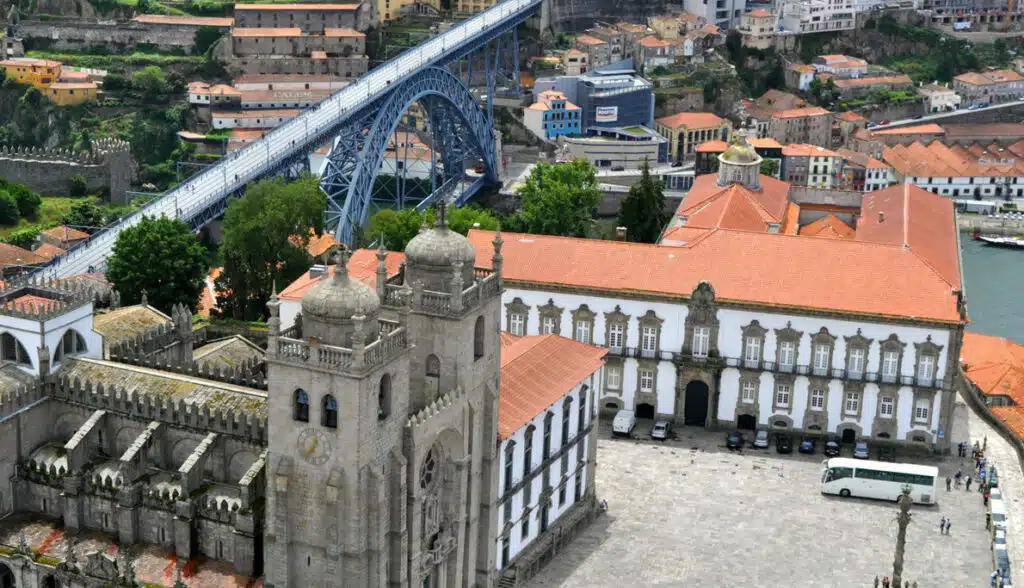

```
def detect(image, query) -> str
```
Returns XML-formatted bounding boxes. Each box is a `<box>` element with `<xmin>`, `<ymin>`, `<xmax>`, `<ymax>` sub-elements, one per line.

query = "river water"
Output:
<box><xmin>961</xmin><ymin>233</ymin><xmax>1024</xmax><ymax>343</ymax></box>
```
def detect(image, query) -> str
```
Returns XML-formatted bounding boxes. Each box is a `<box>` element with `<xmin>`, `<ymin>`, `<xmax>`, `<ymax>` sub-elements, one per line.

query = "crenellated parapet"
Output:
<box><xmin>0</xmin><ymin>274</ymin><xmax>96</xmax><ymax>321</ymax></box>
<box><xmin>52</xmin><ymin>376</ymin><xmax>267</xmax><ymax>443</ymax></box>
<box><xmin>0</xmin><ymin>138</ymin><xmax>135</xmax><ymax>202</ymax></box>
<box><xmin>405</xmin><ymin>385</ymin><xmax>466</xmax><ymax>431</ymax></box>
<box><xmin>0</xmin><ymin>382</ymin><xmax>45</xmax><ymax>420</ymax></box>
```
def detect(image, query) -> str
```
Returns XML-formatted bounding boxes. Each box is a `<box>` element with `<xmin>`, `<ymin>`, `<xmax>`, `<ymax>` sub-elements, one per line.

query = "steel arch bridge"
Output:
<box><xmin>33</xmin><ymin>0</ymin><xmax>540</xmax><ymax>279</ymax></box>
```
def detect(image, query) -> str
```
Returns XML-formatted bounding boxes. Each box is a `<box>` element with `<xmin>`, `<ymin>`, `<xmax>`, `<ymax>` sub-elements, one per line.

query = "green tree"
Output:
<box><xmin>62</xmin><ymin>200</ymin><xmax>105</xmax><ymax>229</ymax></box>
<box><xmin>4</xmin><ymin>226</ymin><xmax>39</xmax><ymax>249</ymax></box>
<box><xmin>216</xmin><ymin>174</ymin><xmax>327</xmax><ymax>320</ymax></box>
<box><xmin>366</xmin><ymin>204</ymin><xmax>500</xmax><ymax>250</ymax></box>
<box><xmin>132</xmin><ymin>66</ymin><xmax>168</xmax><ymax>100</ymax></box>
<box><xmin>615</xmin><ymin>159</ymin><xmax>668</xmax><ymax>243</ymax></box>
<box><xmin>102</xmin><ymin>73</ymin><xmax>128</xmax><ymax>92</ymax></box>
<box><xmin>107</xmin><ymin>216</ymin><xmax>207</xmax><ymax>312</ymax></box>
<box><xmin>0</xmin><ymin>190</ymin><xmax>19</xmax><ymax>225</ymax></box>
<box><xmin>7</xmin><ymin>183</ymin><xmax>40</xmax><ymax>220</ymax></box>
<box><xmin>760</xmin><ymin>159</ymin><xmax>779</xmax><ymax>177</ymax></box>
<box><xmin>512</xmin><ymin>160</ymin><xmax>601</xmax><ymax>237</ymax></box>
<box><xmin>68</xmin><ymin>174</ymin><xmax>88</xmax><ymax>197</ymax></box>
<box><xmin>703</xmin><ymin>77</ymin><xmax>722</xmax><ymax>105</ymax></box>
<box><xmin>810</xmin><ymin>77</ymin><xmax>839</xmax><ymax>106</ymax></box>
<box><xmin>725</xmin><ymin>31</ymin><xmax>746</xmax><ymax>66</ymax></box>
<box><xmin>194</xmin><ymin>26</ymin><xmax>223</xmax><ymax>55</ymax></box>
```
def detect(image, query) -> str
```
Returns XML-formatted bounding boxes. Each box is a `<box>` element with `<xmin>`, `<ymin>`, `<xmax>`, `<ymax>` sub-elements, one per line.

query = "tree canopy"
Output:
<box><xmin>132</xmin><ymin>66</ymin><xmax>169</xmax><ymax>100</ymax></box>
<box><xmin>62</xmin><ymin>200</ymin><xmax>106</xmax><ymax>229</ymax></box>
<box><xmin>216</xmin><ymin>174</ymin><xmax>327</xmax><ymax>321</ymax></box>
<box><xmin>615</xmin><ymin>160</ymin><xmax>668</xmax><ymax>243</ymax></box>
<box><xmin>366</xmin><ymin>204</ymin><xmax>500</xmax><ymax>251</ymax></box>
<box><xmin>510</xmin><ymin>160</ymin><xmax>602</xmax><ymax>237</ymax></box>
<box><xmin>106</xmin><ymin>215</ymin><xmax>208</xmax><ymax>312</ymax></box>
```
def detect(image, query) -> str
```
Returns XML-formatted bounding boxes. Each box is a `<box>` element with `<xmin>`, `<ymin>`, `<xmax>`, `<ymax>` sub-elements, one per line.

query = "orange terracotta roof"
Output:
<box><xmin>782</xmin><ymin>143</ymin><xmax>840</xmax><ymax>157</ymax></box>
<box><xmin>324</xmin><ymin>27</ymin><xmax>365</xmax><ymax>37</ymax></box>
<box><xmin>279</xmin><ymin>249</ymin><xmax>406</xmax><ymax>300</ymax></box>
<box><xmin>0</xmin><ymin>59</ymin><xmax>61</xmax><ymax>68</ymax></box>
<box><xmin>656</xmin><ymin>111</ymin><xmax>724</xmax><ymax>130</ymax></box>
<box><xmin>961</xmin><ymin>331</ymin><xmax>1024</xmax><ymax>402</ymax></box>
<box><xmin>883</xmin><ymin>139</ymin><xmax>1024</xmax><ymax>178</ymax></box>
<box><xmin>232</xmin><ymin>27</ymin><xmax>302</xmax><ymax>37</ymax></box>
<box><xmin>675</xmin><ymin>174</ymin><xmax>791</xmax><ymax>232</ymax></box>
<box><xmin>781</xmin><ymin>202</ymin><xmax>800</xmax><ymax>235</ymax></box>
<box><xmin>798</xmin><ymin>213</ymin><xmax>855</xmax><ymax>239</ymax></box>
<box><xmin>32</xmin><ymin>242</ymin><xmax>66</xmax><ymax>261</ymax></box>
<box><xmin>575</xmin><ymin>34</ymin><xmax>607</xmax><ymax>46</ymax></box>
<box><xmin>833</xmin><ymin>74</ymin><xmax>912</xmax><ymax>89</ymax></box>
<box><xmin>773</xmin><ymin>106</ymin><xmax>830</xmax><ymax>119</ymax></box>
<box><xmin>234</xmin><ymin>3</ymin><xmax>359</xmax><ymax>9</ymax></box>
<box><xmin>836</xmin><ymin>111</ymin><xmax>865</xmax><ymax>122</ymax></box>
<box><xmin>799</xmin><ymin>203</ymin><xmax>861</xmax><ymax>213</ymax></box>
<box><xmin>43</xmin><ymin>225</ymin><xmax>90</xmax><ymax>241</ymax></box>
<box><xmin>49</xmin><ymin>83</ymin><xmax>97</xmax><ymax>90</ymax></box>
<box><xmin>790</xmin><ymin>64</ymin><xmax>815</xmax><ymax>73</ymax></box>
<box><xmin>954</xmin><ymin>69</ymin><xmax>1024</xmax><ymax>86</ymax></box>
<box><xmin>468</xmin><ymin>228</ymin><xmax>962</xmax><ymax>323</ymax></box>
<box><xmin>659</xmin><ymin>225</ymin><xmax>710</xmax><ymax>246</ymax></box>
<box><xmin>499</xmin><ymin>334</ymin><xmax>607</xmax><ymax>439</ymax></box>
<box><xmin>58</xmin><ymin>71</ymin><xmax>90</xmax><ymax>81</ymax></box>
<box><xmin>856</xmin><ymin>183</ymin><xmax>961</xmax><ymax>289</ymax></box>
<box><xmin>872</xmin><ymin>124</ymin><xmax>945</xmax><ymax>136</ymax></box>
<box><xmin>289</xmin><ymin>229</ymin><xmax>340</xmax><ymax>258</ymax></box>
<box><xmin>746</xmin><ymin>8</ymin><xmax>773</xmax><ymax>16</ymax></box>
<box><xmin>696</xmin><ymin>140</ymin><xmax>728</xmax><ymax>153</ymax></box>
<box><xmin>837</xmin><ymin>147</ymin><xmax>888</xmax><ymax>170</ymax></box>
<box><xmin>7</xmin><ymin>294</ymin><xmax>64</xmax><ymax>313</ymax></box>
<box><xmin>616</xmin><ymin>22</ymin><xmax>649</xmax><ymax>33</ymax></box>
<box><xmin>991</xmin><ymin>406</ymin><xmax>1024</xmax><ymax>441</ymax></box>
<box><xmin>638</xmin><ymin>35</ymin><xmax>671</xmax><ymax>48</ymax></box>
<box><xmin>133</xmin><ymin>14</ymin><xmax>233</xmax><ymax>26</ymax></box>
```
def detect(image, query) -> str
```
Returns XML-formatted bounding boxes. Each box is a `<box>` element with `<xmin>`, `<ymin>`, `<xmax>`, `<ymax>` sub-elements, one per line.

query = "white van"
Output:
<box><xmin>612</xmin><ymin>409</ymin><xmax>636</xmax><ymax>436</ymax></box>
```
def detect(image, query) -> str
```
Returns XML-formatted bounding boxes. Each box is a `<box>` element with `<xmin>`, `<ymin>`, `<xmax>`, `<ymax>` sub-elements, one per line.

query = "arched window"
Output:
<box><xmin>54</xmin><ymin>329</ymin><xmax>87</xmax><ymax>364</ymax></box>
<box><xmin>503</xmin><ymin>442</ymin><xmax>515</xmax><ymax>493</ymax></box>
<box><xmin>578</xmin><ymin>385</ymin><xmax>588</xmax><ymax>434</ymax></box>
<box><xmin>561</xmin><ymin>398</ymin><xmax>573</xmax><ymax>445</ymax></box>
<box><xmin>378</xmin><ymin>374</ymin><xmax>391</xmax><ymax>421</ymax></box>
<box><xmin>523</xmin><ymin>425</ymin><xmax>536</xmax><ymax>475</ymax></box>
<box><xmin>294</xmin><ymin>389</ymin><xmax>309</xmax><ymax>422</ymax></box>
<box><xmin>322</xmin><ymin>394</ymin><xmax>338</xmax><ymax>428</ymax></box>
<box><xmin>426</xmin><ymin>354</ymin><xmax>441</xmax><ymax>377</ymax></box>
<box><xmin>1</xmin><ymin>332</ymin><xmax>30</xmax><ymax>366</ymax></box>
<box><xmin>474</xmin><ymin>316</ymin><xmax>485</xmax><ymax>360</ymax></box>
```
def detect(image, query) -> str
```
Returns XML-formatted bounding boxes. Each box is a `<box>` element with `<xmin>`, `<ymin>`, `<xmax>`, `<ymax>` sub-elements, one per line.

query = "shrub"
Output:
<box><xmin>68</xmin><ymin>174</ymin><xmax>88</xmax><ymax>197</ymax></box>
<box><xmin>4</xmin><ymin>227</ymin><xmax>39</xmax><ymax>248</ymax></box>
<box><xmin>0</xmin><ymin>191</ymin><xmax>20</xmax><ymax>225</ymax></box>
<box><xmin>8</xmin><ymin>184</ymin><xmax>40</xmax><ymax>220</ymax></box>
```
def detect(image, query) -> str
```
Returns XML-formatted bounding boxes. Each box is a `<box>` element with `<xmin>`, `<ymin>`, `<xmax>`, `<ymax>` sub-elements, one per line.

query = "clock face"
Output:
<box><xmin>296</xmin><ymin>427</ymin><xmax>332</xmax><ymax>466</ymax></box>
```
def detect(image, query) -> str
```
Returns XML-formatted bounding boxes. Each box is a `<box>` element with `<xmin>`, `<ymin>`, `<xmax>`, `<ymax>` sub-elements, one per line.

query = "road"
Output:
<box><xmin>872</xmin><ymin>99</ymin><xmax>1024</xmax><ymax>130</ymax></box>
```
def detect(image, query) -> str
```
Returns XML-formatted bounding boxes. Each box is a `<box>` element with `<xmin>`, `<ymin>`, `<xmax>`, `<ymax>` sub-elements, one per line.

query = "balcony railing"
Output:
<box><xmin>710</xmin><ymin>356</ymin><xmax>947</xmax><ymax>388</ymax></box>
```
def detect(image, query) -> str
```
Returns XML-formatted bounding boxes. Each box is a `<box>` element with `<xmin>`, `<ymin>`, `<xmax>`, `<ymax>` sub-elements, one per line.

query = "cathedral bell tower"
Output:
<box><xmin>263</xmin><ymin>248</ymin><xmax>413</xmax><ymax>588</ymax></box>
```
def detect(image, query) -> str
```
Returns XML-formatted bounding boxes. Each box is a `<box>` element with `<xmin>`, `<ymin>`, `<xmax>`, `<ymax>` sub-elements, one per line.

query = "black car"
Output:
<box><xmin>726</xmin><ymin>431</ymin><xmax>744</xmax><ymax>450</ymax></box>
<box><xmin>798</xmin><ymin>437</ymin><xmax>816</xmax><ymax>454</ymax></box>
<box><xmin>878</xmin><ymin>446</ymin><xmax>896</xmax><ymax>462</ymax></box>
<box><xmin>775</xmin><ymin>435</ymin><xmax>793</xmax><ymax>453</ymax></box>
<box><xmin>824</xmin><ymin>438</ymin><xmax>841</xmax><ymax>457</ymax></box>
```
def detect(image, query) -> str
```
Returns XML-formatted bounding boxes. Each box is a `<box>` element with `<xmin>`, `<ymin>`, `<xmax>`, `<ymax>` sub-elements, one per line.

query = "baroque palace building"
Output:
<box><xmin>0</xmin><ymin>211</ymin><xmax>604</xmax><ymax>588</ymax></box>
<box><xmin>465</xmin><ymin>129</ymin><xmax>968</xmax><ymax>453</ymax></box>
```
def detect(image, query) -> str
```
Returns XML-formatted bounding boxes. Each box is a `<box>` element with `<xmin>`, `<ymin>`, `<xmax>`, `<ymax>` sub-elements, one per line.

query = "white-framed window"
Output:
<box><xmin>692</xmin><ymin>326</ymin><xmax>710</xmax><ymax>357</ymax></box>
<box><xmin>914</xmin><ymin>397</ymin><xmax>930</xmax><ymax>423</ymax></box>
<box><xmin>882</xmin><ymin>350</ymin><xmax>899</xmax><ymax>378</ymax></box>
<box><xmin>744</xmin><ymin>336</ymin><xmax>761</xmax><ymax>364</ymax></box>
<box><xmin>775</xmin><ymin>384</ymin><xmax>791</xmax><ymax>408</ymax></box>
<box><xmin>741</xmin><ymin>380</ymin><xmax>757</xmax><ymax>403</ymax></box>
<box><xmin>641</xmin><ymin>326</ymin><xmax>658</xmax><ymax>356</ymax></box>
<box><xmin>847</xmin><ymin>347</ymin><xmax>865</xmax><ymax>376</ymax></box>
<box><xmin>510</xmin><ymin>313</ymin><xmax>525</xmax><ymax>336</ymax></box>
<box><xmin>813</xmin><ymin>344</ymin><xmax>830</xmax><ymax>373</ymax></box>
<box><xmin>810</xmin><ymin>388</ymin><xmax>825</xmax><ymax>411</ymax></box>
<box><xmin>917</xmin><ymin>354</ymin><xmax>935</xmax><ymax>384</ymax></box>
<box><xmin>845</xmin><ymin>391</ymin><xmax>860</xmax><ymax>415</ymax></box>
<box><xmin>608</xmin><ymin>323</ymin><xmax>624</xmax><ymax>352</ymax></box>
<box><xmin>778</xmin><ymin>341</ymin><xmax>795</xmax><ymax>369</ymax></box>
<box><xmin>606</xmin><ymin>365</ymin><xmax>622</xmax><ymax>391</ymax></box>
<box><xmin>880</xmin><ymin>396</ymin><xmax>894</xmax><ymax>417</ymax></box>
<box><xmin>541</xmin><ymin>316</ymin><xmax>556</xmax><ymax>335</ymax></box>
<box><xmin>574</xmin><ymin>320</ymin><xmax>591</xmax><ymax>344</ymax></box>
<box><xmin>639</xmin><ymin>369</ymin><xmax>655</xmax><ymax>393</ymax></box>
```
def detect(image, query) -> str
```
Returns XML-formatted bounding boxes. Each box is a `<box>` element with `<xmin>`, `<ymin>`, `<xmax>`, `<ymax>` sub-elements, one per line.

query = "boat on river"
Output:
<box><xmin>973</xmin><ymin>233</ymin><xmax>1024</xmax><ymax>249</ymax></box>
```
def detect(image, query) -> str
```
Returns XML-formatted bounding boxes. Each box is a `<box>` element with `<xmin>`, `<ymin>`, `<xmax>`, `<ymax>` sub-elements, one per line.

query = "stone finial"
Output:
<box><xmin>492</xmin><ymin>227</ymin><xmax>503</xmax><ymax>278</ymax></box>
<box><xmin>140</xmin><ymin>290</ymin><xmax>148</xmax><ymax>307</ymax></box>
<box><xmin>435</xmin><ymin>199</ymin><xmax>449</xmax><ymax>229</ymax></box>
<box><xmin>333</xmin><ymin>247</ymin><xmax>350</xmax><ymax>282</ymax></box>
<box><xmin>376</xmin><ymin>238</ymin><xmax>388</xmax><ymax>301</ymax></box>
<box><xmin>18</xmin><ymin>533</ymin><xmax>29</xmax><ymax>554</ymax></box>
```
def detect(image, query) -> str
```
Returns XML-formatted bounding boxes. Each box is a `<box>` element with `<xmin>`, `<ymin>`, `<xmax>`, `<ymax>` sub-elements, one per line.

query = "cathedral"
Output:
<box><xmin>0</xmin><ymin>208</ymin><xmax>604</xmax><ymax>588</ymax></box>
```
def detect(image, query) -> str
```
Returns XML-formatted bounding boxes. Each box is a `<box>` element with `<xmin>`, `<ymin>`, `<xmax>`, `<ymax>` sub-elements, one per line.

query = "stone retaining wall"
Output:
<box><xmin>0</xmin><ymin>139</ymin><xmax>134</xmax><ymax>203</ymax></box>
<box><xmin>958</xmin><ymin>215</ymin><xmax>1024</xmax><ymax>236</ymax></box>
<box><xmin>17</xmin><ymin>18</ymin><xmax>216</xmax><ymax>53</ymax></box>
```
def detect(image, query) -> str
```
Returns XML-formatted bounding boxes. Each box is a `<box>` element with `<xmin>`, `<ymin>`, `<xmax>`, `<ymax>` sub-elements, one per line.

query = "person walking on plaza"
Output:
<box><xmin>945</xmin><ymin>518</ymin><xmax>952</xmax><ymax>535</ymax></box>
<box><xmin>967</xmin><ymin>476</ymin><xmax>973</xmax><ymax>491</ymax></box>
<box><xmin>946</xmin><ymin>476</ymin><xmax>952</xmax><ymax>491</ymax></box>
<box><xmin>883</xmin><ymin>576</ymin><xmax>891</xmax><ymax>588</ymax></box>
<box><xmin>993</xmin><ymin>570</ymin><xmax>1000</xmax><ymax>586</ymax></box>
<box><xmin>940</xmin><ymin>516</ymin><xmax>946</xmax><ymax>533</ymax></box>
<box><xmin>985</xmin><ymin>488</ymin><xmax>991</xmax><ymax>506</ymax></box>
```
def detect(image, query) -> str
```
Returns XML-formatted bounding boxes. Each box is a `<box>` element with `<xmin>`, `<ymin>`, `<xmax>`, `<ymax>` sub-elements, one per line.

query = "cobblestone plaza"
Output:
<box><xmin>526</xmin><ymin>421</ymin><xmax>996</xmax><ymax>588</ymax></box>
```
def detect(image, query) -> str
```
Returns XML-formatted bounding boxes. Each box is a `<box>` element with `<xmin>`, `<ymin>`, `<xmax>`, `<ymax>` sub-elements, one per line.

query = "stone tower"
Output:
<box><xmin>263</xmin><ymin>248</ymin><xmax>413</xmax><ymax>587</ymax></box>
<box><xmin>717</xmin><ymin>121</ymin><xmax>762</xmax><ymax>191</ymax></box>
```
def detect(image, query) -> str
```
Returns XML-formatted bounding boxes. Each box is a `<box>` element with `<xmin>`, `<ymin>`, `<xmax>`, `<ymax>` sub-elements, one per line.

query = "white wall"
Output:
<box><xmin>0</xmin><ymin>303</ymin><xmax>102</xmax><ymax>376</ymax></box>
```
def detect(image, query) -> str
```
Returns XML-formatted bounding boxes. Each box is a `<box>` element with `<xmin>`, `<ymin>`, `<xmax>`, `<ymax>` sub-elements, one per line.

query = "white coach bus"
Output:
<box><xmin>821</xmin><ymin>458</ymin><xmax>938</xmax><ymax>505</ymax></box>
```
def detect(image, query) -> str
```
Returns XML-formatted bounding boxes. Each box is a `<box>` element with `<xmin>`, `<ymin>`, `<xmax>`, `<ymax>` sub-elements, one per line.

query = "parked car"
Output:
<box><xmin>726</xmin><ymin>431</ymin><xmax>744</xmax><ymax>450</ymax></box>
<box><xmin>610</xmin><ymin>165</ymin><xmax>625</xmax><ymax>171</ymax></box>
<box><xmin>776</xmin><ymin>435</ymin><xmax>793</xmax><ymax>454</ymax></box>
<box><xmin>993</xmin><ymin>528</ymin><xmax>1008</xmax><ymax>551</ymax></box>
<box><xmin>913</xmin><ymin>114</ymin><xmax>924</xmax><ymax>119</ymax></box>
<box><xmin>878</xmin><ymin>446</ymin><xmax>896</xmax><ymax>462</ymax></box>
<box><xmin>824</xmin><ymin>436</ymin><xmax>841</xmax><ymax>457</ymax></box>
<box><xmin>670</xmin><ymin>161</ymin><xmax>683</xmax><ymax>167</ymax></box>
<box><xmin>753</xmin><ymin>430</ymin><xmax>770</xmax><ymax>449</ymax></box>
<box><xmin>651</xmin><ymin>420</ymin><xmax>670</xmax><ymax>441</ymax></box>
<box><xmin>853</xmin><ymin>440</ymin><xmax>870</xmax><ymax>459</ymax></box>
<box><xmin>866</xmin><ymin>121</ymin><xmax>877</xmax><ymax>129</ymax></box>
<box><xmin>798</xmin><ymin>437</ymin><xmax>816</xmax><ymax>454</ymax></box>
<box><xmin>880</xmin><ymin>119</ymin><xmax>891</xmax><ymax>125</ymax></box>
<box><xmin>611</xmin><ymin>409</ymin><xmax>636</xmax><ymax>437</ymax></box>
<box><xmin>988</xmin><ymin>466</ymin><xmax>1000</xmax><ymax>489</ymax></box>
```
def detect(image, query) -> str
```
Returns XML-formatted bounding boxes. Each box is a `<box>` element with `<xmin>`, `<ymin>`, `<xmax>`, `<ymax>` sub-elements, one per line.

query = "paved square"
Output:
<box><xmin>527</xmin><ymin>422</ymin><xmax>996</xmax><ymax>588</ymax></box>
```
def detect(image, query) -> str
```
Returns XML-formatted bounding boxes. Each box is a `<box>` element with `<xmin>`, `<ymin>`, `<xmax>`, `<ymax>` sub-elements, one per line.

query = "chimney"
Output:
<box><xmin>615</xmin><ymin>226</ymin><xmax>628</xmax><ymax>241</ymax></box>
<box><xmin>878</xmin><ymin>211</ymin><xmax>885</xmax><ymax>223</ymax></box>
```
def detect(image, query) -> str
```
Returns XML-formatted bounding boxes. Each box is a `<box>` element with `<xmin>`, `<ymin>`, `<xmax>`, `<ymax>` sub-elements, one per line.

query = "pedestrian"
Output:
<box><xmin>945</xmin><ymin>518</ymin><xmax>951</xmax><ymax>535</ymax></box>
<box><xmin>883</xmin><ymin>577</ymin><xmax>891</xmax><ymax>588</ymax></box>
<box><xmin>985</xmin><ymin>490</ymin><xmax>991</xmax><ymax>506</ymax></box>
<box><xmin>993</xmin><ymin>570</ymin><xmax>1000</xmax><ymax>587</ymax></box>
<box><xmin>967</xmin><ymin>476</ymin><xmax>973</xmax><ymax>491</ymax></box>
<box><xmin>946</xmin><ymin>476</ymin><xmax>952</xmax><ymax>491</ymax></box>
<box><xmin>940</xmin><ymin>516</ymin><xmax>946</xmax><ymax>533</ymax></box>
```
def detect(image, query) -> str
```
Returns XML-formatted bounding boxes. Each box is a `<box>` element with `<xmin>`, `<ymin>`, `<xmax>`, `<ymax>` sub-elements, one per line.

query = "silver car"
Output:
<box><xmin>853</xmin><ymin>440</ymin><xmax>870</xmax><ymax>459</ymax></box>
<box><xmin>651</xmin><ymin>420</ymin><xmax>670</xmax><ymax>441</ymax></box>
<box><xmin>753</xmin><ymin>430</ymin><xmax>770</xmax><ymax>449</ymax></box>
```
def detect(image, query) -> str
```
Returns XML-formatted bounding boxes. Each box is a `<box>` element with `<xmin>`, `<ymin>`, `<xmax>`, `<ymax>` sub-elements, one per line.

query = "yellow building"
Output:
<box><xmin>378</xmin><ymin>0</ymin><xmax>441</xmax><ymax>21</ymax></box>
<box><xmin>655</xmin><ymin>111</ymin><xmax>731</xmax><ymax>162</ymax></box>
<box><xmin>44</xmin><ymin>82</ymin><xmax>99</xmax><ymax>106</ymax></box>
<box><xmin>0</xmin><ymin>59</ymin><xmax>62</xmax><ymax>88</ymax></box>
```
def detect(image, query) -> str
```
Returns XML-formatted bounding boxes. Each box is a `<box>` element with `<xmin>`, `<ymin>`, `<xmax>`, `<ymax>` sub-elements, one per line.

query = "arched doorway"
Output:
<box><xmin>737</xmin><ymin>414</ymin><xmax>757</xmax><ymax>431</ymax></box>
<box><xmin>0</xmin><ymin>563</ymin><xmax>12</xmax><ymax>588</ymax></box>
<box><xmin>683</xmin><ymin>380</ymin><xmax>709</xmax><ymax>426</ymax></box>
<box><xmin>841</xmin><ymin>427</ymin><xmax>857</xmax><ymax>444</ymax></box>
<box><xmin>635</xmin><ymin>403</ymin><xmax>655</xmax><ymax>420</ymax></box>
<box><xmin>41</xmin><ymin>576</ymin><xmax>58</xmax><ymax>588</ymax></box>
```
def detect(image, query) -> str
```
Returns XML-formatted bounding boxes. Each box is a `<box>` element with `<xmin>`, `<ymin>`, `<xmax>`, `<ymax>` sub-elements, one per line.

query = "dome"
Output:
<box><xmin>404</xmin><ymin>206</ymin><xmax>476</xmax><ymax>268</ymax></box>
<box><xmin>301</xmin><ymin>255</ymin><xmax>379</xmax><ymax>321</ymax></box>
<box><xmin>721</xmin><ymin>143</ymin><xmax>760</xmax><ymax>164</ymax></box>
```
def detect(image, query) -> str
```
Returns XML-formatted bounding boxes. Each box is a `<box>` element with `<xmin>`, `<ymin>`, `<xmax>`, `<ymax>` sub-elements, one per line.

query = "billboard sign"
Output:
<box><xmin>595</xmin><ymin>106</ymin><xmax>618</xmax><ymax>123</ymax></box>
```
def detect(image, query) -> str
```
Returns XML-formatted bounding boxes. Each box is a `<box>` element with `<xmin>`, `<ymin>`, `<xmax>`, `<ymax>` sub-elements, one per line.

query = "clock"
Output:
<box><xmin>297</xmin><ymin>427</ymin><xmax>332</xmax><ymax>466</ymax></box>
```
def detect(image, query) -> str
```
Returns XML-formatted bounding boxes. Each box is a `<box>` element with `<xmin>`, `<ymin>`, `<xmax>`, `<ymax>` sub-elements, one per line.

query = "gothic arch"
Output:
<box><xmin>54</xmin><ymin>328</ymin><xmax>88</xmax><ymax>364</ymax></box>
<box><xmin>226</xmin><ymin>449</ymin><xmax>260</xmax><ymax>483</ymax></box>
<box><xmin>321</xmin><ymin>66</ymin><xmax>498</xmax><ymax>242</ymax></box>
<box><xmin>0</xmin><ymin>331</ymin><xmax>31</xmax><ymax>367</ymax></box>
<box><xmin>54</xmin><ymin>412</ymin><xmax>86</xmax><ymax>442</ymax></box>
<box><xmin>171</xmin><ymin>438</ymin><xmax>198</xmax><ymax>468</ymax></box>
<box><xmin>113</xmin><ymin>425</ymin><xmax>143</xmax><ymax>456</ymax></box>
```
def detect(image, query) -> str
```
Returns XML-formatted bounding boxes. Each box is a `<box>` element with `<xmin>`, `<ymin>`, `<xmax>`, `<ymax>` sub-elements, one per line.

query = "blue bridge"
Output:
<box><xmin>38</xmin><ymin>0</ymin><xmax>540</xmax><ymax>278</ymax></box>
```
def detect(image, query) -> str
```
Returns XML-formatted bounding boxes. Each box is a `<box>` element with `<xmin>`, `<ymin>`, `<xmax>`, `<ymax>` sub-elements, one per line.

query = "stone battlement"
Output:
<box><xmin>0</xmin><ymin>138</ymin><xmax>135</xmax><ymax>202</ymax></box>
<box><xmin>0</xmin><ymin>383</ymin><xmax>45</xmax><ymax>421</ymax></box>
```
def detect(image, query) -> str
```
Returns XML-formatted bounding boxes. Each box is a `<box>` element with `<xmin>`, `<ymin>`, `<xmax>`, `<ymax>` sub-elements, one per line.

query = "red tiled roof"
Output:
<box><xmin>232</xmin><ymin>27</ymin><xmax>302</xmax><ymax>37</ymax></box>
<box><xmin>43</xmin><ymin>225</ymin><xmax>90</xmax><ymax>242</ymax></box>
<box><xmin>234</xmin><ymin>3</ymin><xmax>359</xmax><ymax>9</ymax></box>
<box><xmin>991</xmin><ymin>406</ymin><xmax>1024</xmax><ymax>442</ymax></box>
<box><xmin>782</xmin><ymin>143</ymin><xmax>840</xmax><ymax>157</ymax></box>
<box><xmin>674</xmin><ymin>174</ymin><xmax>791</xmax><ymax>232</ymax></box>
<box><xmin>798</xmin><ymin>213</ymin><xmax>855</xmax><ymax>239</ymax></box>
<box><xmin>962</xmin><ymin>331</ymin><xmax>1024</xmax><ymax>402</ymax></box>
<box><xmin>659</xmin><ymin>225</ymin><xmax>710</xmax><ymax>246</ymax></box>
<box><xmin>773</xmin><ymin>106</ymin><xmax>830</xmax><ymax>119</ymax></box>
<box><xmin>836</xmin><ymin>111</ymin><xmax>865</xmax><ymax>122</ymax></box>
<box><xmin>872</xmin><ymin>124</ymin><xmax>945</xmax><ymax>136</ymax></box>
<box><xmin>198</xmin><ymin>267</ymin><xmax>223</xmax><ymax>317</ymax></box>
<box><xmin>133</xmin><ymin>14</ymin><xmax>233</xmax><ymax>26</ymax></box>
<box><xmin>656</xmin><ymin>112</ymin><xmax>724</xmax><ymax>130</ymax></box>
<box><xmin>499</xmin><ymin>334</ymin><xmax>607</xmax><ymax>439</ymax></box>
<box><xmin>279</xmin><ymin>249</ymin><xmax>406</xmax><ymax>300</ymax></box>
<box><xmin>0</xmin><ymin>243</ymin><xmax>46</xmax><ymax>267</ymax></box>
<box><xmin>746</xmin><ymin>8</ymin><xmax>773</xmax><ymax>17</ymax></box>
<box><xmin>32</xmin><ymin>242</ymin><xmax>66</xmax><ymax>261</ymax></box>
<box><xmin>7</xmin><ymin>294</ymin><xmax>64</xmax><ymax>313</ymax></box>
<box><xmin>695</xmin><ymin>140</ymin><xmax>727</xmax><ymax>153</ymax></box>
<box><xmin>468</xmin><ymin>226</ymin><xmax>962</xmax><ymax>323</ymax></box>
<box><xmin>324</xmin><ymin>27</ymin><xmax>365</xmax><ymax>37</ymax></box>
